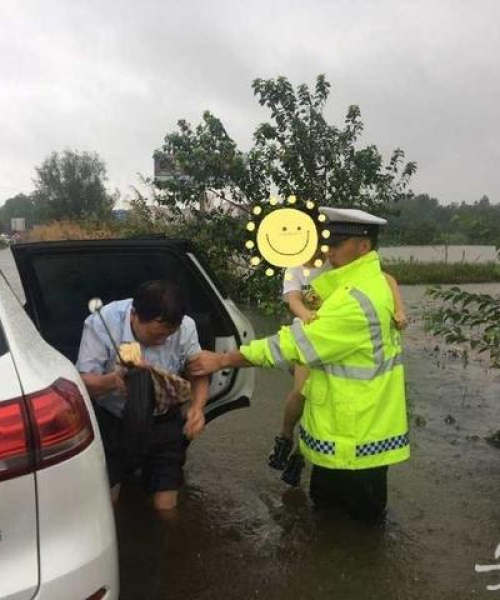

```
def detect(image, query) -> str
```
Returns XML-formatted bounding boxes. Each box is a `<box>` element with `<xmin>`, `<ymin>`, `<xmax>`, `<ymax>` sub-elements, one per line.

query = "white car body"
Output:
<box><xmin>0</xmin><ymin>271</ymin><xmax>119</xmax><ymax>600</ymax></box>
<box><xmin>0</xmin><ymin>239</ymin><xmax>255</xmax><ymax>600</ymax></box>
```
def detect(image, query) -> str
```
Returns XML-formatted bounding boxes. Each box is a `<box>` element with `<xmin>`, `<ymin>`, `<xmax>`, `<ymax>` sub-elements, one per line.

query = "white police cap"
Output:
<box><xmin>319</xmin><ymin>207</ymin><xmax>387</xmax><ymax>238</ymax></box>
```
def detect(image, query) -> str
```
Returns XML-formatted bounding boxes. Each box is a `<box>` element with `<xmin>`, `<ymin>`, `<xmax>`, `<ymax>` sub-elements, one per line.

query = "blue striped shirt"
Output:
<box><xmin>76</xmin><ymin>299</ymin><xmax>200</xmax><ymax>416</ymax></box>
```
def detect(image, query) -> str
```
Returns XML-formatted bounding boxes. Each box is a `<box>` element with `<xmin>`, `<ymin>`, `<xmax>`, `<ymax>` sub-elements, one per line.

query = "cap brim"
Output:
<box><xmin>324</xmin><ymin>234</ymin><xmax>352</xmax><ymax>247</ymax></box>
<box><xmin>326</xmin><ymin>222</ymin><xmax>379</xmax><ymax>237</ymax></box>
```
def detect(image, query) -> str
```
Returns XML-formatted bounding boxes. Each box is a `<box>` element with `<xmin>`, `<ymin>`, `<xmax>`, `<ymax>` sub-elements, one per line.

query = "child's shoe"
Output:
<box><xmin>281</xmin><ymin>452</ymin><xmax>305</xmax><ymax>487</ymax></box>
<box><xmin>268</xmin><ymin>436</ymin><xmax>293</xmax><ymax>470</ymax></box>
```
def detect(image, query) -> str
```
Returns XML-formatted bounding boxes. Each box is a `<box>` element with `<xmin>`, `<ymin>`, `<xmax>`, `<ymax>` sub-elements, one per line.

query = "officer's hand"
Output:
<box><xmin>184</xmin><ymin>406</ymin><xmax>206</xmax><ymax>440</ymax></box>
<box><xmin>188</xmin><ymin>351</ymin><xmax>222</xmax><ymax>377</ymax></box>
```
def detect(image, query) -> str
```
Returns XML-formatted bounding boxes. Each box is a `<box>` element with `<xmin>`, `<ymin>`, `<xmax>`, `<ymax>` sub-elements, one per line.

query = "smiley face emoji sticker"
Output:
<box><xmin>256</xmin><ymin>207</ymin><xmax>318</xmax><ymax>268</ymax></box>
<box><xmin>246</xmin><ymin>196</ymin><xmax>328</xmax><ymax>277</ymax></box>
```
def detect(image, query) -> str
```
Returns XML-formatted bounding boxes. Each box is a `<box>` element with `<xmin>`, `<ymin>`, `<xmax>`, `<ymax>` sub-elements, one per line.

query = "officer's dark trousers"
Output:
<box><xmin>309</xmin><ymin>465</ymin><xmax>388</xmax><ymax>523</ymax></box>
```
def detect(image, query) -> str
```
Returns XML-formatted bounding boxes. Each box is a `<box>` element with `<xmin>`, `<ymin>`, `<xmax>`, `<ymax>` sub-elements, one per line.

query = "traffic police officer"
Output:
<box><xmin>188</xmin><ymin>207</ymin><xmax>409</xmax><ymax>522</ymax></box>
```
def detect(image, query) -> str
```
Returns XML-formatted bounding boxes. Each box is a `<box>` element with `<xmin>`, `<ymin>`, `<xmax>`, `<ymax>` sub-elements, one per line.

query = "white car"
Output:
<box><xmin>0</xmin><ymin>239</ymin><xmax>255</xmax><ymax>600</ymax></box>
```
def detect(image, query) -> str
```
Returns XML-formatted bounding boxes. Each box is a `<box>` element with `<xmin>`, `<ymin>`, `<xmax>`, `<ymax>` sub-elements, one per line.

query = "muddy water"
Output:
<box><xmin>1</xmin><ymin>248</ymin><xmax>499</xmax><ymax>598</ymax></box>
<box><xmin>115</xmin><ymin>285</ymin><xmax>500</xmax><ymax>600</ymax></box>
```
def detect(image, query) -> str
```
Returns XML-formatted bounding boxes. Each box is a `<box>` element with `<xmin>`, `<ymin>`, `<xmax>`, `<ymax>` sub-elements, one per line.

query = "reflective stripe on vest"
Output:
<box><xmin>300</xmin><ymin>426</ymin><xmax>409</xmax><ymax>459</ymax></box>
<box><xmin>299</xmin><ymin>425</ymin><xmax>336</xmax><ymax>455</ymax></box>
<box><xmin>289</xmin><ymin>289</ymin><xmax>402</xmax><ymax>380</ymax></box>
<box><xmin>356</xmin><ymin>432</ymin><xmax>409</xmax><ymax>457</ymax></box>
<box><xmin>267</xmin><ymin>335</ymin><xmax>289</xmax><ymax>370</ymax></box>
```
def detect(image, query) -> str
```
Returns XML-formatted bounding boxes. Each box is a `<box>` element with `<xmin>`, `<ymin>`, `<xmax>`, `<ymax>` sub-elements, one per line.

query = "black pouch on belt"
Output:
<box><xmin>122</xmin><ymin>368</ymin><xmax>155</xmax><ymax>471</ymax></box>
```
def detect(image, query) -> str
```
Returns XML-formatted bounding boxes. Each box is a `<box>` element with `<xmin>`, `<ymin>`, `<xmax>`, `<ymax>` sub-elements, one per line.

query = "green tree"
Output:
<box><xmin>252</xmin><ymin>75</ymin><xmax>416</xmax><ymax>208</ymax></box>
<box><xmin>33</xmin><ymin>150</ymin><xmax>116</xmax><ymax>222</ymax></box>
<box><xmin>0</xmin><ymin>193</ymin><xmax>38</xmax><ymax>232</ymax></box>
<box><xmin>154</xmin><ymin>75</ymin><xmax>417</xmax><ymax>214</ymax></box>
<box><xmin>151</xmin><ymin>110</ymin><xmax>277</xmax><ymax>309</ymax></box>
<box><xmin>153</xmin><ymin>111</ymin><xmax>265</xmax><ymax>216</ymax></box>
<box><xmin>150</xmin><ymin>75</ymin><xmax>417</xmax><ymax>310</ymax></box>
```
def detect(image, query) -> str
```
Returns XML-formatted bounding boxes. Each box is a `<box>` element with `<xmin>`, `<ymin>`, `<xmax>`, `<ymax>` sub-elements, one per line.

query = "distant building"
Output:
<box><xmin>11</xmin><ymin>217</ymin><xmax>25</xmax><ymax>232</ymax></box>
<box><xmin>112</xmin><ymin>209</ymin><xmax>129</xmax><ymax>221</ymax></box>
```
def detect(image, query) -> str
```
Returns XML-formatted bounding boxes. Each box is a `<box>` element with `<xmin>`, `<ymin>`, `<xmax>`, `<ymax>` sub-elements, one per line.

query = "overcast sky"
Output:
<box><xmin>1</xmin><ymin>0</ymin><xmax>499</xmax><ymax>207</ymax></box>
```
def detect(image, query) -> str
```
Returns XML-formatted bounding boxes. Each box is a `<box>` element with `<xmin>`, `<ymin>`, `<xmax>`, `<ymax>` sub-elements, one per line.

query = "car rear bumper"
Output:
<box><xmin>31</xmin><ymin>544</ymin><xmax>118</xmax><ymax>600</ymax></box>
<box><xmin>32</xmin><ymin>441</ymin><xmax>119</xmax><ymax>600</ymax></box>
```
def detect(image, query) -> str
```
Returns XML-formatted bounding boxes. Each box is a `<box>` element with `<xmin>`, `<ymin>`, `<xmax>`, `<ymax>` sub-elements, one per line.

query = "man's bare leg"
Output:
<box><xmin>153</xmin><ymin>490</ymin><xmax>179</xmax><ymax>520</ymax></box>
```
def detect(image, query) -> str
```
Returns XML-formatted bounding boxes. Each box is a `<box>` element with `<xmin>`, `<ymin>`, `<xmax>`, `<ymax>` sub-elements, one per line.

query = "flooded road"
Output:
<box><xmin>116</xmin><ymin>287</ymin><xmax>500</xmax><ymax>600</ymax></box>
<box><xmin>1</xmin><ymin>248</ymin><xmax>499</xmax><ymax>598</ymax></box>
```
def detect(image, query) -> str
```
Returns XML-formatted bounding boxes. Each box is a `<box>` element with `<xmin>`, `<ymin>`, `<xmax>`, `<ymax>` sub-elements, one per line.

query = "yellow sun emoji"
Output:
<box><xmin>246</xmin><ymin>196</ymin><xmax>329</xmax><ymax>277</ymax></box>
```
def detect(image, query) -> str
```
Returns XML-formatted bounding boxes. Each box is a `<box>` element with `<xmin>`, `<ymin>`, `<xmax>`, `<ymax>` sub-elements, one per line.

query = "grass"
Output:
<box><xmin>382</xmin><ymin>260</ymin><xmax>500</xmax><ymax>284</ymax></box>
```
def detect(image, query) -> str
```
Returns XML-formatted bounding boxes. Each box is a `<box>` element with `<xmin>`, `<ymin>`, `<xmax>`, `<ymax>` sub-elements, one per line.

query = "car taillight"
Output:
<box><xmin>28</xmin><ymin>379</ymin><xmax>94</xmax><ymax>469</ymax></box>
<box><xmin>0</xmin><ymin>399</ymin><xmax>32</xmax><ymax>481</ymax></box>
<box><xmin>0</xmin><ymin>379</ymin><xmax>94</xmax><ymax>481</ymax></box>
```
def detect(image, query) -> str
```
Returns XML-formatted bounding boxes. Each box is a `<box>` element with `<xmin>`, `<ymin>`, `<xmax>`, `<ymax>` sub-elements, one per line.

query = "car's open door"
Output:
<box><xmin>11</xmin><ymin>239</ymin><xmax>255</xmax><ymax>421</ymax></box>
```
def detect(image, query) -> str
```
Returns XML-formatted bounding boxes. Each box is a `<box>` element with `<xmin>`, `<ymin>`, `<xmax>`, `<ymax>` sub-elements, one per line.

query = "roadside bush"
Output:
<box><xmin>383</xmin><ymin>260</ymin><xmax>500</xmax><ymax>285</ymax></box>
<box><xmin>27</xmin><ymin>220</ymin><xmax>117</xmax><ymax>242</ymax></box>
<box><xmin>425</xmin><ymin>286</ymin><xmax>500</xmax><ymax>367</ymax></box>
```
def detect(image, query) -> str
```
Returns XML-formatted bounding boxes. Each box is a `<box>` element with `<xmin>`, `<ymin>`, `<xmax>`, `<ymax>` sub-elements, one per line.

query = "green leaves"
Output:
<box><xmin>149</xmin><ymin>74</ymin><xmax>417</xmax><ymax>313</ymax></box>
<box><xmin>425</xmin><ymin>285</ymin><xmax>500</xmax><ymax>367</ymax></box>
<box><xmin>251</xmin><ymin>75</ymin><xmax>416</xmax><ymax>208</ymax></box>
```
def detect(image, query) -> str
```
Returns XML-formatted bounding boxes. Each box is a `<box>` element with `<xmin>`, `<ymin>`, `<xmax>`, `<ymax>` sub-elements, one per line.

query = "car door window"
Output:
<box><xmin>25</xmin><ymin>249</ymin><xmax>233</xmax><ymax>362</ymax></box>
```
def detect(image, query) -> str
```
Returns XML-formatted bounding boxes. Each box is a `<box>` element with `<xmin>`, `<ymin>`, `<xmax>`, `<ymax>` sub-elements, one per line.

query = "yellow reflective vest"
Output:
<box><xmin>240</xmin><ymin>251</ymin><xmax>409</xmax><ymax>470</ymax></box>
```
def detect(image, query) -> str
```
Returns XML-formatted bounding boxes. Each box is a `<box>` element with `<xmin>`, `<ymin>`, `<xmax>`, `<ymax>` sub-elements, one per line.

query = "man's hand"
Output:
<box><xmin>184</xmin><ymin>406</ymin><xmax>206</xmax><ymax>440</ymax></box>
<box><xmin>111</xmin><ymin>366</ymin><xmax>129</xmax><ymax>397</ymax></box>
<box><xmin>81</xmin><ymin>366</ymin><xmax>129</xmax><ymax>400</ymax></box>
<box><xmin>188</xmin><ymin>351</ymin><xmax>223</xmax><ymax>377</ymax></box>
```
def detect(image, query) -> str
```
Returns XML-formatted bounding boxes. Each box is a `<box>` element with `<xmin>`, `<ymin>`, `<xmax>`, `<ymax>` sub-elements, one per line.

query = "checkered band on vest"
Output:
<box><xmin>299</xmin><ymin>426</ymin><xmax>336</xmax><ymax>455</ymax></box>
<box><xmin>356</xmin><ymin>433</ymin><xmax>409</xmax><ymax>457</ymax></box>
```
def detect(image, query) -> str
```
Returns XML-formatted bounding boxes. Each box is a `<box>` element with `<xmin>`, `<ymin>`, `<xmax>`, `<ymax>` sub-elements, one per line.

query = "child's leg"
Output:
<box><xmin>269</xmin><ymin>365</ymin><xmax>309</xmax><ymax>470</ymax></box>
<box><xmin>383</xmin><ymin>272</ymin><xmax>408</xmax><ymax>330</ymax></box>
<box><xmin>279</xmin><ymin>366</ymin><xmax>309</xmax><ymax>485</ymax></box>
<box><xmin>281</xmin><ymin>366</ymin><xmax>308</xmax><ymax>439</ymax></box>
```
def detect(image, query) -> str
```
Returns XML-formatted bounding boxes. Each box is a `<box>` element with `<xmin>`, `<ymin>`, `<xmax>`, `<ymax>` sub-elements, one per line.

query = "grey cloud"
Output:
<box><xmin>1</xmin><ymin>0</ymin><xmax>499</xmax><ymax>205</ymax></box>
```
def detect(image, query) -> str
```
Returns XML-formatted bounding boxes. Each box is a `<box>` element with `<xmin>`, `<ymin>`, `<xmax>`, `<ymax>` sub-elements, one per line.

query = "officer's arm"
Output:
<box><xmin>189</xmin><ymin>294</ymin><xmax>365</xmax><ymax>375</ymax></box>
<box><xmin>188</xmin><ymin>349</ymin><xmax>252</xmax><ymax>376</ymax></box>
<box><xmin>248</xmin><ymin>293</ymin><xmax>366</xmax><ymax>368</ymax></box>
<box><xmin>287</xmin><ymin>294</ymin><xmax>367</xmax><ymax>366</ymax></box>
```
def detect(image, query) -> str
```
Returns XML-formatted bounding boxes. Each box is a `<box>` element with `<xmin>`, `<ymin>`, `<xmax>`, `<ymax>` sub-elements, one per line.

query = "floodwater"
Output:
<box><xmin>2</xmin><ymin>248</ymin><xmax>500</xmax><ymax>599</ymax></box>
<box><xmin>378</xmin><ymin>245</ymin><xmax>498</xmax><ymax>264</ymax></box>
<box><xmin>117</xmin><ymin>285</ymin><xmax>500</xmax><ymax>600</ymax></box>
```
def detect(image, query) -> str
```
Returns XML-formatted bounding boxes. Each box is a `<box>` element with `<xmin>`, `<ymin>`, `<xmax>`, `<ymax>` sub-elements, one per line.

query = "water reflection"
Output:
<box><xmin>2</xmin><ymin>248</ymin><xmax>499</xmax><ymax>599</ymax></box>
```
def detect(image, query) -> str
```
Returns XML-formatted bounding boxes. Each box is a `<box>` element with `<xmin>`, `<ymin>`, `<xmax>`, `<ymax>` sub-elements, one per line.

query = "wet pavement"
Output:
<box><xmin>115</xmin><ymin>285</ymin><xmax>500</xmax><ymax>600</ymax></box>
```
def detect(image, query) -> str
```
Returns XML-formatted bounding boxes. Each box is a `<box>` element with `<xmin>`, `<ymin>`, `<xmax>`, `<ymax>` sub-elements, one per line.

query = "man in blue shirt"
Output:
<box><xmin>77</xmin><ymin>280</ymin><xmax>209</xmax><ymax>514</ymax></box>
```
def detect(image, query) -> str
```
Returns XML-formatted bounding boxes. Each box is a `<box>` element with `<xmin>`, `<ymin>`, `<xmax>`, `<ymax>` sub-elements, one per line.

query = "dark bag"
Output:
<box><xmin>122</xmin><ymin>368</ymin><xmax>155</xmax><ymax>470</ymax></box>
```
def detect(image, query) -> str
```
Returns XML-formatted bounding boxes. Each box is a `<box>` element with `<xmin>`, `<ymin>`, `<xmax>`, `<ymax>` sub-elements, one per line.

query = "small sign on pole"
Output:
<box><xmin>154</xmin><ymin>154</ymin><xmax>191</xmax><ymax>183</ymax></box>
<box><xmin>11</xmin><ymin>218</ymin><xmax>25</xmax><ymax>232</ymax></box>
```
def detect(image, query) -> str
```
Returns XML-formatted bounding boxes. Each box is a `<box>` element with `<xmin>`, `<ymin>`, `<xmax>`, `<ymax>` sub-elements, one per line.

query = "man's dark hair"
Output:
<box><xmin>132</xmin><ymin>280</ymin><xmax>186</xmax><ymax>326</ymax></box>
